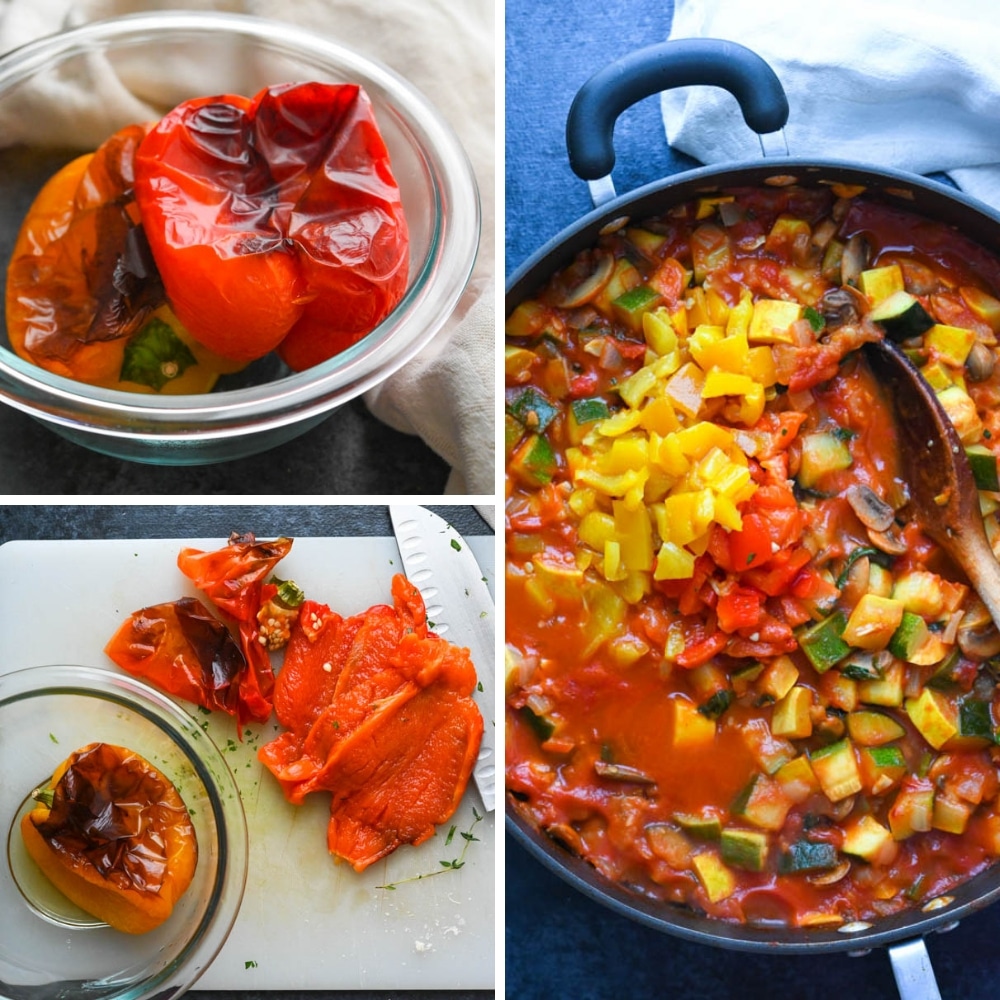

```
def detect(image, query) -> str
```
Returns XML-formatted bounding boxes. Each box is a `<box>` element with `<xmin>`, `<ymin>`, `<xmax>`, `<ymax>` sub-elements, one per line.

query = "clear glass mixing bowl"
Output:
<box><xmin>0</xmin><ymin>11</ymin><xmax>481</xmax><ymax>464</ymax></box>
<box><xmin>0</xmin><ymin>664</ymin><xmax>249</xmax><ymax>1000</ymax></box>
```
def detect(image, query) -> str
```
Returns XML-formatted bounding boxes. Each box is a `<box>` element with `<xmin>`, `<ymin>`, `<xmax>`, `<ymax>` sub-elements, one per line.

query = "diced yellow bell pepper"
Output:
<box><xmin>603</xmin><ymin>435</ymin><xmax>650</xmax><ymax>475</ymax></box>
<box><xmin>695</xmin><ymin>194</ymin><xmax>735</xmax><ymax>220</ymax></box>
<box><xmin>706</xmin><ymin>288</ymin><xmax>731</xmax><ymax>326</ymax></box>
<box><xmin>688</xmin><ymin>324</ymin><xmax>725</xmax><ymax>368</ymax></box>
<box><xmin>712</xmin><ymin>493</ymin><xmax>743</xmax><ymax>531</ymax></box>
<box><xmin>654</xmin><ymin>540</ymin><xmax>697</xmax><ymax>580</ymax></box>
<box><xmin>746</xmin><ymin>345</ymin><xmax>777</xmax><ymax>387</ymax></box>
<box><xmin>665</xmin><ymin>362</ymin><xmax>706</xmax><ymax>419</ymax></box>
<box><xmin>618</xmin><ymin>366</ymin><xmax>659</xmax><ymax>410</ymax></box>
<box><xmin>575</xmin><ymin>466</ymin><xmax>648</xmax><ymax>499</ymax></box>
<box><xmin>685</xmin><ymin>286</ymin><xmax>711</xmax><ymax>327</ymax></box>
<box><xmin>613</xmin><ymin>500</ymin><xmax>654</xmax><ymax>572</ymax></box>
<box><xmin>639</xmin><ymin>395</ymin><xmax>680</xmax><ymax>434</ymax></box>
<box><xmin>674</xmin><ymin>421</ymin><xmax>733</xmax><ymax>459</ymax></box>
<box><xmin>735</xmin><ymin>382</ymin><xmax>767</xmax><ymax>426</ymax></box>
<box><xmin>642</xmin><ymin>307</ymin><xmax>679</xmax><ymax>356</ymax></box>
<box><xmin>655</xmin><ymin>434</ymin><xmax>691</xmax><ymax>477</ymax></box>
<box><xmin>726</xmin><ymin>290</ymin><xmax>754</xmax><ymax>339</ymax></box>
<box><xmin>602</xmin><ymin>539</ymin><xmax>628</xmax><ymax>582</ymax></box>
<box><xmin>936</xmin><ymin>385</ymin><xmax>983</xmax><ymax>444</ymax></box>
<box><xmin>702</xmin><ymin>370</ymin><xmax>756</xmax><ymax>398</ymax></box>
<box><xmin>597</xmin><ymin>408</ymin><xmax>643</xmax><ymax>437</ymax></box>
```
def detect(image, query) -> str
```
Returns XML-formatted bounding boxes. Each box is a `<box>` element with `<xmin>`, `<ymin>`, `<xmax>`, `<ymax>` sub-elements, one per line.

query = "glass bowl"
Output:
<box><xmin>0</xmin><ymin>664</ymin><xmax>249</xmax><ymax>1000</ymax></box>
<box><xmin>0</xmin><ymin>11</ymin><xmax>480</xmax><ymax>464</ymax></box>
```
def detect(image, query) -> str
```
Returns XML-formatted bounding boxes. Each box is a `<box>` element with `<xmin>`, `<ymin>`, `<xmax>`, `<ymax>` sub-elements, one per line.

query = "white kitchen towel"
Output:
<box><xmin>0</xmin><ymin>0</ymin><xmax>495</xmax><ymax>496</ymax></box>
<box><xmin>662</xmin><ymin>0</ymin><xmax>1000</xmax><ymax>213</ymax></box>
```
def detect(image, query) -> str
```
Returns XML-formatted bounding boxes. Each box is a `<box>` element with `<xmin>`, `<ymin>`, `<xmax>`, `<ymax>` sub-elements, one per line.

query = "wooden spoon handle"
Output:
<box><xmin>958</xmin><ymin>528</ymin><xmax>1000</xmax><ymax>634</ymax></box>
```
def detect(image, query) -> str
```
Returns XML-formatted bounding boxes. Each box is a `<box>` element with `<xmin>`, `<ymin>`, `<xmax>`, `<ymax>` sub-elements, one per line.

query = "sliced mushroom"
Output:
<box><xmin>820</xmin><ymin>285</ymin><xmax>868</xmax><ymax>328</ymax></box>
<box><xmin>841</xmin><ymin>234</ymin><xmax>870</xmax><ymax>287</ymax></box>
<box><xmin>548</xmin><ymin>249</ymin><xmax>615</xmax><ymax>309</ymax></box>
<box><xmin>957</xmin><ymin>598</ymin><xmax>1000</xmax><ymax>660</ymax></box>
<box><xmin>808</xmin><ymin>859</ymin><xmax>852</xmax><ymax>886</ymax></box>
<box><xmin>593</xmin><ymin>760</ymin><xmax>657</xmax><ymax>786</ymax></box>
<box><xmin>845</xmin><ymin>483</ymin><xmax>896</xmax><ymax>532</ymax></box>
<box><xmin>965</xmin><ymin>341</ymin><xmax>997</xmax><ymax>383</ymax></box>
<box><xmin>866</xmin><ymin>524</ymin><xmax>909</xmax><ymax>555</ymax></box>
<box><xmin>547</xmin><ymin>822</ymin><xmax>585</xmax><ymax>856</ymax></box>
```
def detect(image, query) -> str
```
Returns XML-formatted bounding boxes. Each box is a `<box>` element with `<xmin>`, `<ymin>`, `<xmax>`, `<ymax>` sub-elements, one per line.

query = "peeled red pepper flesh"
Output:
<box><xmin>20</xmin><ymin>742</ymin><xmax>198</xmax><ymax>934</ymax></box>
<box><xmin>133</xmin><ymin>82</ymin><xmax>410</xmax><ymax>369</ymax></box>
<box><xmin>259</xmin><ymin>574</ymin><xmax>483</xmax><ymax>871</ymax></box>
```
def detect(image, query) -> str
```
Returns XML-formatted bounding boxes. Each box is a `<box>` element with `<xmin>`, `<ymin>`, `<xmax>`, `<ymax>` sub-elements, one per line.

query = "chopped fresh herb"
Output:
<box><xmin>49</xmin><ymin>732</ymin><xmax>58</xmax><ymax>743</ymax></box>
<box><xmin>197</xmin><ymin>705</ymin><xmax>212</xmax><ymax>716</ymax></box>
<box><xmin>376</xmin><ymin>809</ymin><xmax>483</xmax><ymax>889</ymax></box>
<box><xmin>450</xmin><ymin>538</ymin><xmax>462</xmax><ymax>552</ymax></box>
<box><xmin>804</xmin><ymin>305</ymin><xmax>826</xmax><ymax>332</ymax></box>
<box><xmin>832</xmin><ymin>426</ymin><xmax>856</xmax><ymax>442</ymax></box>
<box><xmin>245</xmin><ymin>960</ymin><xmax>258</xmax><ymax>970</ymax></box>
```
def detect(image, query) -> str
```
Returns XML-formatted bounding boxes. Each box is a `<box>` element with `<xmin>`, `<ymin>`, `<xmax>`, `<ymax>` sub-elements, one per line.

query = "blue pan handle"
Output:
<box><xmin>566</xmin><ymin>38</ymin><xmax>789</xmax><ymax>199</ymax></box>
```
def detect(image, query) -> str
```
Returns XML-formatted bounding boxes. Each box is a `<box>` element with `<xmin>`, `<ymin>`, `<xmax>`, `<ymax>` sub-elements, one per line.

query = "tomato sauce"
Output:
<box><xmin>506</xmin><ymin>183</ymin><xmax>1000</xmax><ymax>928</ymax></box>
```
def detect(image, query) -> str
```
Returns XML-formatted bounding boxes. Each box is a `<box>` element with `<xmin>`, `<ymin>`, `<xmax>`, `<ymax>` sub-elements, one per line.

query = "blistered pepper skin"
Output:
<box><xmin>20</xmin><ymin>742</ymin><xmax>198</xmax><ymax>934</ymax></box>
<box><xmin>133</xmin><ymin>82</ymin><xmax>409</xmax><ymax>367</ymax></box>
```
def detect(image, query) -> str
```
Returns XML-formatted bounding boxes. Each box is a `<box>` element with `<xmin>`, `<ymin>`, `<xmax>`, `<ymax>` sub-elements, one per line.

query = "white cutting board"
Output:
<box><xmin>0</xmin><ymin>535</ymin><xmax>495</xmax><ymax>991</ymax></box>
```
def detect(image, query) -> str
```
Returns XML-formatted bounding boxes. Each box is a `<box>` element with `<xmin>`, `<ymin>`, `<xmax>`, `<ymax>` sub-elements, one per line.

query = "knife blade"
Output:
<box><xmin>389</xmin><ymin>505</ymin><xmax>496</xmax><ymax>812</ymax></box>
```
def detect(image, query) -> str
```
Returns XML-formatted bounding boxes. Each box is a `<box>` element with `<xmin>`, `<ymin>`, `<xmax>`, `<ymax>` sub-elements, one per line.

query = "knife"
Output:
<box><xmin>388</xmin><ymin>505</ymin><xmax>496</xmax><ymax>812</ymax></box>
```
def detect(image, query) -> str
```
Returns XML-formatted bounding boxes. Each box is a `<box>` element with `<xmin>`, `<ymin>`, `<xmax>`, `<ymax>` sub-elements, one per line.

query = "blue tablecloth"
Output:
<box><xmin>504</xmin><ymin>1</ymin><xmax>1000</xmax><ymax>996</ymax></box>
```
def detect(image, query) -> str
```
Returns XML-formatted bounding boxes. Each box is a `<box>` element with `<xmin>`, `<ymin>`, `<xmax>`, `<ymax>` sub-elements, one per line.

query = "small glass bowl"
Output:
<box><xmin>0</xmin><ymin>11</ymin><xmax>480</xmax><ymax>464</ymax></box>
<box><xmin>0</xmin><ymin>664</ymin><xmax>248</xmax><ymax>1000</ymax></box>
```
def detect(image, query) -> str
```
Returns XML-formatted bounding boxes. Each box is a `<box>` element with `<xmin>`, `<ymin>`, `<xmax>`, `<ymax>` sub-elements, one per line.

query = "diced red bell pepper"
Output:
<box><xmin>716</xmin><ymin>585</ymin><xmax>765</xmax><ymax>633</ymax></box>
<box><xmin>676</xmin><ymin>629</ymin><xmax>728</xmax><ymax>669</ymax></box>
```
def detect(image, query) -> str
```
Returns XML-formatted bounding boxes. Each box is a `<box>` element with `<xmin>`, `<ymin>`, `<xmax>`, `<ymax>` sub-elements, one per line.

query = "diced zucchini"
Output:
<box><xmin>966</xmin><ymin>444</ymin><xmax>1000</xmax><ymax>491</ymax></box>
<box><xmin>936</xmin><ymin>384</ymin><xmax>984</xmax><ymax>444</ymax></box>
<box><xmin>809</xmin><ymin>738</ymin><xmax>862</xmax><ymax>801</ymax></box>
<box><xmin>797</xmin><ymin>612</ymin><xmax>851</xmax><ymax>673</ymax></box>
<box><xmin>888</xmin><ymin>777</ymin><xmax>935</xmax><ymax>839</ymax></box>
<box><xmin>858</xmin><ymin>264</ymin><xmax>905</xmax><ymax>305</ymax></box>
<box><xmin>626</xmin><ymin>226</ymin><xmax>668</xmax><ymax>258</ymax></box>
<box><xmin>748</xmin><ymin>299</ymin><xmax>802</xmax><ymax>344</ymax></box>
<box><xmin>842</xmin><ymin>814</ymin><xmax>898</xmax><ymax>864</ymax></box>
<box><xmin>692</xmin><ymin>851</ymin><xmax>736</xmax><ymax>902</ymax></box>
<box><xmin>905</xmin><ymin>688</ymin><xmax>958</xmax><ymax>750</ymax></box>
<box><xmin>510</xmin><ymin>433</ymin><xmax>557</xmax><ymax>487</ymax></box>
<box><xmin>741</xmin><ymin>717</ymin><xmax>797</xmax><ymax>774</ymax></box>
<box><xmin>925</xmin><ymin>648</ymin><xmax>965</xmax><ymax>690</ymax></box>
<box><xmin>953</xmin><ymin>697</ymin><xmax>997</xmax><ymax>747</ymax></box>
<box><xmin>891</xmin><ymin>571</ymin><xmax>946</xmax><ymax>619</ymax></box>
<box><xmin>858</xmin><ymin>659</ymin><xmax>905</xmax><ymax>707</ymax></box>
<box><xmin>842</xmin><ymin>594</ymin><xmax>904</xmax><ymax>651</ymax></box>
<box><xmin>670</xmin><ymin>696</ymin><xmax>717</xmax><ymax>750</ymax></box>
<box><xmin>613</xmin><ymin>284</ymin><xmax>663</xmax><ymax>331</ymax></box>
<box><xmin>932</xmin><ymin>791</ymin><xmax>974</xmax><ymax>835</ymax></box>
<box><xmin>869</xmin><ymin>290</ymin><xmax>934</xmax><ymax>341</ymax></box>
<box><xmin>520</xmin><ymin>705</ymin><xmax>556</xmax><ymax>742</ymax></box>
<box><xmin>846</xmin><ymin>709</ymin><xmax>906</xmax><ymax>746</ymax></box>
<box><xmin>507</xmin><ymin>386</ymin><xmax>559</xmax><ymax>432</ymax></box>
<box><xmin>777</xmin><ymin>839</ymin><xmax>839</xmax><ymax>874</ymax></box>
<box><xmin>819</xmin><ymin>670</ymin><xmax>860</xmax><ymax>713</ymax></box>
<box><xmin>772</xmin><ymin>686</ymin><xmax>814</xmax><ymax>739</ymax></box>
<box><xmin>888</xmin><ymin>610</ymin><xmax>930</xmax><ymax>662</ymax></box>
<box><xmin>505</xmin><ymin>413</ymin><xmax>525</xmax><ymax>459</ymax></box>
<box><xmin>925</xmin><ymin>323</ymin><xmax>977</xmax><ymax>367</ymax></box>
<box><xmin>732</xmin><ymin>661</ymin><xmax>766</xmax><ymax>697</ymax></box>
<box><xmin>758</xmin><ymin>654</ymin><xmax>800</xmax><ymax>701</ymax></box>
<box><xmin>775</xmin><ymin>755</ymin><xmax>821</xmax><ymax>803</ymax></box>
<box><xmin>859</xmin><ymin>744</ymin><xmax>908</xmax><ymax>795</ymax></box>
<box><xmin>674</xmin><ymin>811</ymin><xmax>723</xmax><ymax>841</ymax></box>
<box><xmin>505</xmin><ymin>299</ymin><xmax>548</xmax><ymax>339</ymax></box>
<box><xmin>839</xmin><ymin>650</ymin><xmax>884</xmax><ymax>681</ymax></box>
<box><xmin>731</xmin><ymin>773</ymin><xmax>794</xmax><ymax>831</ymax></box>
<box><xmin>797</xmin><ymin>432</ymin><xmax>853</xmax><ymax>489</ymax></box>
<box><xmin>720</xmin><ymin>828</ymin><xmax>769</xmax><ymax>872</ymax></box>
<box><xmin>570</xmin><ymin>396</ymin><xmax>611</xmax><ymax>426</ymax></box>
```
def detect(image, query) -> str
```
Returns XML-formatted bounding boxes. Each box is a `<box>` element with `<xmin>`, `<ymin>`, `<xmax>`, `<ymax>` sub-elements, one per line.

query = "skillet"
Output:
<box><xmin>505</xmin><ymin>38</ymin><xmax>1000</xmax><ymax>1000</ymax></box>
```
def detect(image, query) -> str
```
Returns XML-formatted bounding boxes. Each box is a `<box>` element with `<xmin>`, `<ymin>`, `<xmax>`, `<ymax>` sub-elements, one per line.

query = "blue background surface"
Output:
<box><xmin>505</xmin><ymin>1</ymin><xmax>1000</xmax><ymax>996</ymax></box>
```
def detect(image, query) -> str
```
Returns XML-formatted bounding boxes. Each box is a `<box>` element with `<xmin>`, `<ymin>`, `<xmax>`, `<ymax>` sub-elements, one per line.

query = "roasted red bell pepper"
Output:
<box><xmin>134</xmin><ymin>82</ymin><xmax>409</xmax><ymax>368</ymax></box>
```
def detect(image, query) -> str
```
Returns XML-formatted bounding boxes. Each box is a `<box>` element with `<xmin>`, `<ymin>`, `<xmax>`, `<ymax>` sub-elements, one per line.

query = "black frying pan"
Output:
<box><xmin>505</xmin><ymin>39</ymin><xmax>1000</xmax><ymax>1000</ymax></box>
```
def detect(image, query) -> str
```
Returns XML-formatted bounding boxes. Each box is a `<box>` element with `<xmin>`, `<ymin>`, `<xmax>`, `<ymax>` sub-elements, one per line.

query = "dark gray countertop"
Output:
<box><xmin>0</xmin><ymin>398</ymin><xmax>450</xmax><ymax>496</ymax></box>
<box><xmin>0</xmin><ymin>503</ymin><xmax>494</xmax><ymax>999</ymax></box>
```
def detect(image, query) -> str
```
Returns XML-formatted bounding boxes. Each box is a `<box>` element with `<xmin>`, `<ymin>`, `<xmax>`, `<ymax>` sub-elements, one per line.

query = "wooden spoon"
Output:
<box><xmin>863</xmin><ymin>337</ymin><xmax>1000</xmax><ymax>631</ymax></box>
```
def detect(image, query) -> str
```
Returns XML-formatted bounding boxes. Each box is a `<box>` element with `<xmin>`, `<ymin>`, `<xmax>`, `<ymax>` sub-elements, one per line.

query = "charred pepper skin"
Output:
<box><xmin>20</xmin><ymin>742</ymin><xmax>198</xmax><ymax>934</ymax></box>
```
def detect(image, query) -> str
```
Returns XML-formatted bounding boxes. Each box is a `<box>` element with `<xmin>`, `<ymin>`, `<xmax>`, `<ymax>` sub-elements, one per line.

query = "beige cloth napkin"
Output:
<box><xmin>0</xmin><ymin>0</ymin><xmax>495</xmax><ymax>496</ymax></box>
